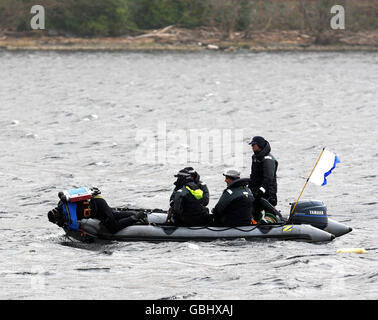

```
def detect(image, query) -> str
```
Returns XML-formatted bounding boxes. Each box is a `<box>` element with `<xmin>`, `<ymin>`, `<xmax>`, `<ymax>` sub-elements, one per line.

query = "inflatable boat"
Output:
<box><xmin>62</xmin><ymin>202</ymin><xmax>352</xmax><ymax>243</ymax></box>
<box><xmin>64</xmin><ymin>213</ymin><xmax>345</xmax><ymax>243</ymax></box>
<box><xmin>48</xmin><ymin>187</ymin><xmax>352</xmax><ymax>243</ymax></box>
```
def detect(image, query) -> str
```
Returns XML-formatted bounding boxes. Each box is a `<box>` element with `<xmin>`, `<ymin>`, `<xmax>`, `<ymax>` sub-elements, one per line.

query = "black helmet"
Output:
<box><xmin>174</xmin><ymin>169</ymin><xmax>193</xmax><ymax>189</ymax></box>
<box><xmin>183</xmin><ymin>167</ymin><xmax>200</xmax><ymax>183</ymax></box>
<box><xmin>183</xmin><ymin>166</ymin><xmax>195</xmax><ymax>174</ymax></box>
<box><xmin>174</xmin><ymin>169</ymin><xmax>191</xmax><ymax>178</ymax></box>
<box><xmin>248</xmin><ymin>136</ymin><xmax>266</xmax><ymax>148</ymax></box>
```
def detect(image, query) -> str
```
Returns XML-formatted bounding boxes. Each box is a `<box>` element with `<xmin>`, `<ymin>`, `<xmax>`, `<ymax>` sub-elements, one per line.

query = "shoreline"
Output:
<box><xmin>1</xmin><ymin>28</ymin><xmax>377</xmax><ymax>52</ymax></box>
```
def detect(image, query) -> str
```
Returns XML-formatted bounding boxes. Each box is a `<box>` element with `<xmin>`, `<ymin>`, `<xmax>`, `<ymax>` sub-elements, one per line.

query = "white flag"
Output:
<box><xmin>309</xmin><ymin>149</ymin><xmax>340</xmax><ymax>186</ymax></box>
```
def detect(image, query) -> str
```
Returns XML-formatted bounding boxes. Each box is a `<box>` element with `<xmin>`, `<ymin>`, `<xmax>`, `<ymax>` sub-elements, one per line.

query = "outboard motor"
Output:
<box><xmin>289</xmin><ymin>200</ymin><xmax>328</xmax><ymax>229</ymax></box>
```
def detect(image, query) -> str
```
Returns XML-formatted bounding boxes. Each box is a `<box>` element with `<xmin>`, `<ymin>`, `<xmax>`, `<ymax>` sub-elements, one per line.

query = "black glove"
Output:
<box><xmin>266</xmin><ymin>195</ymin><xmax>277</xmax><ymax>207</ymax></box>
<box><xmin>48</xmin><ymin>207</ymin><xmax>65</xmax><ymax>227</ymax></box>
<box><xmin>254</xmin><ymin>189</ymin><xmax>265</xmax><ymax>200</ymax></box>
<box><xmin>47</xmin><ymin>208</ymin><xmax>58</xmax><ymax>223</ymax></box>
<box><xmin>135</xmin><ymin>211</ymin><xmax>148</xmax><ymax>224</ymax></box>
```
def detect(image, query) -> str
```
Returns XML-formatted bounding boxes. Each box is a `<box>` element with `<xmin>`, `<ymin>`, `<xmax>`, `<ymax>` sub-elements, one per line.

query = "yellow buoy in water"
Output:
<box><xmin>336</xmin><ymin>248</ymin><xmax>367</xmax><ymax>254</ymax></box>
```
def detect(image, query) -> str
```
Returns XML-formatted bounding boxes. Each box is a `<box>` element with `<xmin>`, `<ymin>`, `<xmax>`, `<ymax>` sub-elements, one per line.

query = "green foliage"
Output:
<box><xmin>0</xmin><ymin>0</ymin><xmax>29</xmax><ymax>31</ymax></box>
<box><xmin>0</xmin><ymin>0</ymin><xmax>376</xmax><ymax>36</ymax></box>
<box><xmin>61</xmin><ymin>0</ymin><xmax>133</xmax><ymax>36</ymax></box>
<box><xmin>178</xmin><ymin>0</ymin><xmax>206</xmax><ymax>28</ymax></box>
<box><xmin>130</xmin><ymin>0</ymin><xmax>205</xmax><ymax>29</ymax></box>
<box><xmin>0</xmin><ymin>0</ymin><xmax>134</xmax><ymax>36</ymax></box>
<box><xmin>132</xmin><ymin>0</ymin><xmax>180</xmax><ymax>29</ymax></box>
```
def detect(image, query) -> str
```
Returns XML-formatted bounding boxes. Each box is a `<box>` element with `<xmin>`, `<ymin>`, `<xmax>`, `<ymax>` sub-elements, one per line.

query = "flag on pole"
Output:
<box><xmin>309</xmin><ymin>149</ymin><xmax>340</xmax><ymax>186</ymax></box>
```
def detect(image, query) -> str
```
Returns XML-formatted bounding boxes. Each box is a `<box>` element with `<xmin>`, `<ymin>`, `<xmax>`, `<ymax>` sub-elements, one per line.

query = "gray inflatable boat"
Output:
<box><xmin>64</xmin><ymin>202</ymin><xmax>352</xmax><ymax>243</ymax></box>
<box><xmin>48</xmin><ymin>186</ymin><xmax>352</xmax><ymax>243</ymax></box>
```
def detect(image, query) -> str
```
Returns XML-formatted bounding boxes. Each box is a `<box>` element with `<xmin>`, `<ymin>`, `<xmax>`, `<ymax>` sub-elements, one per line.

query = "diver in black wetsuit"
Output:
<box><xmin>167</xmin><ymin>169</ymin><xmax>212</xmax><ymax>226</ymax></box>
<box><xmin>169</xmin><ymin>167</ymin><xmax>209</xmax><ymax>209</ymax></box>
<box><xmin>48</xmin><ymin>191</ymin><xmax>147</xmax><ymax>233</ymax></box>
<box><xmin>88</xmin><ymin>196</ymin><xmax>147</xmax><ymax>233</ymax></box>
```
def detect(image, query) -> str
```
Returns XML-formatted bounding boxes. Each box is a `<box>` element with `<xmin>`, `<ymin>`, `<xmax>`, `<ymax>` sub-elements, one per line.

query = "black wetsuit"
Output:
<box><xmin>248</xmin><ymin>141</ymin><xmax>278</xmax><ymax>220</ymax></box>
<box><xmin>170</xmin><ymin>179</ymin><xmax>209</xmax><ymax>208</ymax></box>
<box><xmin>212</xmin><ymin>178</ymin><xmax>254</xmax><ymax>226</ymax></box>
<box><xmin>78</xmin><ymin>196</ymin><xmax>145</xmax><ymax>233</ymax></box>
<box><xmin>171</xmin><ymin>181</ymin><xmax>212</xmax><ymax>226</ymax></box>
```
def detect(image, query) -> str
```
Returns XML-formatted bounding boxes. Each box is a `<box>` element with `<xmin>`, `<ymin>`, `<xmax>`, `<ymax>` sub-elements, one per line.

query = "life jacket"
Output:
<box><xmin>172</xmin><ymin>183</ymin><xmax>210</xmax><ymax>226</ymax></box>
<box><xmin>185</xmin><ymin>185</ymin><xmax>204</xmax><ymax>200</ymax></box>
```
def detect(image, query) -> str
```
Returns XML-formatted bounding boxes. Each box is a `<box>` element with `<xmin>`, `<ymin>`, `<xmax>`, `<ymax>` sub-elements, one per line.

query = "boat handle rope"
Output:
<box><xmin>185</xmin><ymin>223</ymin><xmax>284</xmax><ymax>233</ymax></box>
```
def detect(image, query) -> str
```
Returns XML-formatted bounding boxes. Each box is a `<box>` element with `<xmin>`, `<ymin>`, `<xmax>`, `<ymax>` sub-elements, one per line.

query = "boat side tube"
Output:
<box><xmin>71</xmin><ymin>219</ymin><xmax>335</xmax><ymax>243</ymax></box>
<box><xmin>324</xmin><ymin>218</ymin><xmax>352</xmax><ymax>237</ymax></box>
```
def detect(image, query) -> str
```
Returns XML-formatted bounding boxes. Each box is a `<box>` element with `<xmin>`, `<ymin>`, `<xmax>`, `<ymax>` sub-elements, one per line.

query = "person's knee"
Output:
<box><xmin>268</xmin><ymin>196</ymin><xmax>277</xmax><ymax>206</ymax></box>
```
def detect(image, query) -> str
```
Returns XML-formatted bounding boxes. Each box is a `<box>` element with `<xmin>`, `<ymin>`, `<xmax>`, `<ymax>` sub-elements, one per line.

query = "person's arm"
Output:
<box><xmin>173</xmin><ymin>189</ymin><xmax>184</xmax><ymax>215</ymax></box>
<box><xmin>200</xmin><ymin>183</ymin><xmax>210</xmax><ymax>206</ymax></box>
<box><xmin>261</xmin><ymin>157</ymin><xmax>277</xmax><ymax>196</ymax></box>
<box><xmin>249</xmin><ymin>161</ymin><xmax>258</xmax><ymax>194</ymax></box>
<box><xmin>169</xmin><ymin>190</ymin><xmax>176</xmax><ymax>207</ymax></box>
<box><xmin>213</xmin><ymin>189</ymin><xmax>234</xmax><ymax>216</ymax></box>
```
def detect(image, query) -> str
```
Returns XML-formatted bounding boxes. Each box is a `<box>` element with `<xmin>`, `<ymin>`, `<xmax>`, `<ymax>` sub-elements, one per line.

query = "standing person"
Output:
<box><xmin>169</xmin><ymin>170</ymin><xmax>212</xmax><ymax>226</ymax></box>
<box><xmin>248</xmin><ymin>136</ymin><xmax>278</xmax><ymax>221</ymax></box>
<box><xmin>212</xmin><ymin>169</ymin><xmax>254</xmax><ymax>227</ymax></box>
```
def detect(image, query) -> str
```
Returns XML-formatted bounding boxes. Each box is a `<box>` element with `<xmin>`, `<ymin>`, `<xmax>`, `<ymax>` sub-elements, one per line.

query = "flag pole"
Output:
<box><xmin>290</xmin><ymin>148</ymin><xmax>325</xmax><ymax>217</ymax></box>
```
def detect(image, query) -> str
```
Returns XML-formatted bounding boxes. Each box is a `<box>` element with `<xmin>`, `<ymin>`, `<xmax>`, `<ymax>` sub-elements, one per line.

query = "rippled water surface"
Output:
<box><xmin>0</xmin><ymin>50</ymin><xmax>377</xmax><ymax>300</ymax></box>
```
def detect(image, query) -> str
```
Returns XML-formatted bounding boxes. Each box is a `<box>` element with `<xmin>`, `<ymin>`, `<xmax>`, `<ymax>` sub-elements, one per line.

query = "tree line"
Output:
<box><xmin>0</xmin><ymin>0</ymin><xmax>376</xmax><ymax>37</ymax></box>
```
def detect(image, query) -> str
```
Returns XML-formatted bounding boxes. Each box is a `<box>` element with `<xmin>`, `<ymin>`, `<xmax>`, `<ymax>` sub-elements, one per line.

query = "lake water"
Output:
<box><xmin>0</xmin><ymin>50</ymin><xmax>377</xmax><ymax>300</ymax></box>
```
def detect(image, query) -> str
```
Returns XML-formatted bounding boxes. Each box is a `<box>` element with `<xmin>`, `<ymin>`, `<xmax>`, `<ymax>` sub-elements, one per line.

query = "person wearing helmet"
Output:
<box><xmin>248</xmin><ymin>136</ymin><xmax>278</xmax><ymax>221</ymax></box>
<box><xmin>211</xmin><ymin>169</ymin><xmax>254</xmax><ymax>226</ymax></box>
<box><xmin>47</xmin><ymin>188</ymin><xmax>148</xmax><ymax>234</ymax></box>
<box><xmin>183</xmin><ymin>167</ymin><xmax>209</xmax><ymax>206</ymax></box>
<box><xmin>168</xmin><ymin>167</ymin><xmax>209</xmax><ymax>216</ymax></box>
<box><xmin>168</xmin><ymin>169</ymin><xmax>212</xmax><ymax>226</ymax></box>
<box><xmin>169</xmin><ymin>168</ymin><xmax>190</xmax><ymax>209</ymax></box>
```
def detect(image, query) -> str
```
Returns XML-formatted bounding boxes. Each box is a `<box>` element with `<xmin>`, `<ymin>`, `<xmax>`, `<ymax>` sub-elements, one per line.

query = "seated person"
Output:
<box><xmin>169</xmin><ymin>170</ymin><xmax>212</xmax><ymax>226</ymax></box>
<box><xmin>183</xmin><ymin>167</ymin><xmax>210</xmax><ymax>206</ymax></box>
<box><xmin>48</xmin><ymin>188</ymin><xmax>147</xmax><ymax>233</ymax></box>
<box><xmin>169</xmin><ymin>167</ymin><xmax>209</xmax><ymax>209</ymax></box>
<box><xmin>212</xmin><ymin>169</ymin><xmax>254</xmax><ymax>227</ymax></box>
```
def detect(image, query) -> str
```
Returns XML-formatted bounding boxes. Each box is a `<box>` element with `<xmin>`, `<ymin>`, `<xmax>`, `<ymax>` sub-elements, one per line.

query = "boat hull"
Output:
<box><xmin>65</xmin><ymin>213</ymin><xmax>336</xmax><ymax>243</ymax></box>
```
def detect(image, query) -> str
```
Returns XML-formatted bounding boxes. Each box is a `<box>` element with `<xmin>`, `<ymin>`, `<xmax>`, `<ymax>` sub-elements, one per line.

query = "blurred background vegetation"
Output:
<box><xmin>0</xmin><ymin>0</ymin><xmax>376</xmax><ymax>37</ymax></box>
